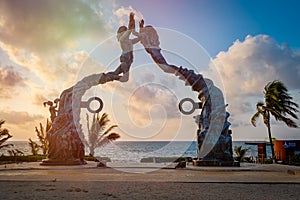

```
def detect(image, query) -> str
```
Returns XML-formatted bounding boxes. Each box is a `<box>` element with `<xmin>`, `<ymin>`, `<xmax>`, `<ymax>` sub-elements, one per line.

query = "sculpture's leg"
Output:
<box><xmin>148</xmin><ymin>48</ymin><xmax>178</xmax><ymax>74</ymax></box>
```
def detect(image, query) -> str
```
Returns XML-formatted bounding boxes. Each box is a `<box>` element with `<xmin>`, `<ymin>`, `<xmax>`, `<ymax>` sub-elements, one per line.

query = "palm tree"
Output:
<box><xmin>28</xmin><ymin>138</ymin><xmax>40</xmax><ymax>155</ymax></box>
<box><xmin>0</xmin><ymin>120</ymin><xmax>13</xmax><ymax>150</ymax></box>
<box><xmin>251</xmin><ymin>80</ymin><xmax>299</xmax><ymax>160</ymax></box>
<box><xmin>8</xmin><ymin>149</ymin><xmax>24</xmax><ymax>156</ymax></box>
<box><xmin>234</xmin><ymin>145</ymin><xmax>249</xmax><ymax>162</ymax></box>
<box><xmin>86</xmin><ymin>113</ymin><xmax>120</xmax><ymax>156</ymax></box>
<box><xmin>35</xmin><ymin>119</ymin><xmax>51</xmax><ymax>155</ymax></box>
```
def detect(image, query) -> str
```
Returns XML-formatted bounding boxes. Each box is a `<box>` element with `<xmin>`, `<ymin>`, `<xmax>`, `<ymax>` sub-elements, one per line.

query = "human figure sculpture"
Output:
<box><xmin>133</xmin><ymin>16</ymin><xmax>230</xmax><ymax>162</ymax></box>
<box><xmin>132</xmin><ymin>18</ymin><xmax>178</xmax><ymax>74</ymax></box>
<box><xmin>43</xmin><ymin>98</ymin><xmax>60</xmax><ymax>122</ymax></box>
<box><xmin>113</xmin><ymin>12</ymin><xmax>140</xmax><ymax>82</ymax></box>
<box><xmin>42</xmin><ymin>13</ymin><xmax>232</xmax><ymax>165</ymax></box>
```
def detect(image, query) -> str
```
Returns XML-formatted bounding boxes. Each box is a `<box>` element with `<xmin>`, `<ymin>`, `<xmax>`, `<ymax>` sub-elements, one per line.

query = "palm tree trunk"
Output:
<box><xmin>267</xmin><ymin>113</ymin><xmax>275</xmax><ymax>161</ymax></box>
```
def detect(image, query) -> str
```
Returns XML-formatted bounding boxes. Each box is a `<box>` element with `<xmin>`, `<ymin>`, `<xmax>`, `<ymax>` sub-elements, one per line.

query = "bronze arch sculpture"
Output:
<box><xmin>41</xmin><ymin>14</ymin><xmax>233</xmax><ymax>166</ymax></box>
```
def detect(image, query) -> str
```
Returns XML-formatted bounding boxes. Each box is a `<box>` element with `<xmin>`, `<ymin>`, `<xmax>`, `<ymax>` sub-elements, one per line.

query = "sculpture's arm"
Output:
<box><xmin>131</xmin><ymin>16</ymin><xmax>141</xmax><ymax>38</ymax></box>
<box><xmin>128</xmin><ymin>12</ymin><xmax>135</xmax><ymax>30</ymax></box>
<box><xmin>53</xmin><ymin>103</ymin><xmax>58</xmax><ymax>109</ymax></box>
<box><xmin>119</xmin><ymin>30</ymin><xmax>132</xmax><ymax>42</ymax></box>
<box><xmin>132</xmin><ymin>29</ymin><xmax>139</xmax><ymax>37</ymax></box>
<box><xmin>132</xmin><ymin>18</ymin><xmax>144</xmax><ymax>37</ymax></box>
<box><xmin>131</xmin><ymin>37</ymin><xmax>140</xmax><ymax>44</ymax></box>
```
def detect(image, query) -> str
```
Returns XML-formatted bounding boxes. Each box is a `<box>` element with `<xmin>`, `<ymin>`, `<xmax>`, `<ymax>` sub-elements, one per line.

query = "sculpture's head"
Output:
<box><xmin>117</xmin><ymin>26</ymin><xmax>127</xmax><ymax>41</ymax></box>
<box><xmin>43</xmin><ymin>101</ymin><xmax>53</xmax><ymax>107</ymax></box>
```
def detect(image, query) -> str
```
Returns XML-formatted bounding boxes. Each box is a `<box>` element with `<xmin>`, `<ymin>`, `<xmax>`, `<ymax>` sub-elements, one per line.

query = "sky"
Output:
<box><xmin>0</xmin><ymin>0</ymin><xmax>299</xmax><ymax>142</ymax></box>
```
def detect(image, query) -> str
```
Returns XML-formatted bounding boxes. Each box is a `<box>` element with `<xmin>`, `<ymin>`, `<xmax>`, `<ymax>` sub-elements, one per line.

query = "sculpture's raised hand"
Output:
<box><xmin>128</xmin><ymin>12</ymin><xmax>135</xmax><ymax>30</ymax></box>
<box><xmin>139</xmin><ymin>19</ymin><xmax>144</xmax><ymax>28</ymax></box>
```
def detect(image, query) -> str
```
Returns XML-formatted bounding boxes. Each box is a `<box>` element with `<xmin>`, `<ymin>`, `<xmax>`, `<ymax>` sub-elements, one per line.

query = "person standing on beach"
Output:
<box><xmin>113</xmin><ymin>12</ymin><xmax>140</xmax><ymax>82</ymax></box>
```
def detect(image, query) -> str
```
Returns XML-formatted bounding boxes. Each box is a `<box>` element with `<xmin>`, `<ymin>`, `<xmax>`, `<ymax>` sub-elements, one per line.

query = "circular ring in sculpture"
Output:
<box><xmin>86</xmin><ymin>97</ymin><xmax>104</xmax><ymax>113</ymax></box>
<box><xmin>178</xmin><ymin>98</ymin><xmax>200</xmax><ymax>115</ymax></box>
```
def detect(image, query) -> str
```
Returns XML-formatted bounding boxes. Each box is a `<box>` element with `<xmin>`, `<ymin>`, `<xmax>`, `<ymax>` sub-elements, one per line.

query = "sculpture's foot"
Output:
<box><xmin>103</xmin><ymin>72</ymin><xmax>122</xmax><ymax>82</ymax></box>
<box><xmin>118</xmin><ymin>73</ymin><xmax>129</xmax><ymax>82</ymax></box>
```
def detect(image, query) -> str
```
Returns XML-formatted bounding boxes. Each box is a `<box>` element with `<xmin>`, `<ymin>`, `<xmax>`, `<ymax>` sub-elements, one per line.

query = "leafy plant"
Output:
<box><xmin>291</xmin><ymin>154</ymin><xmax>300</xmax><ymax>165</ymax></box>
<box><xmin>234</xmin><ymin>145</ymin><xmax>249</xmax><ymax>162</ymax></box>
<box><xmin>34</xmin><ymin>119</ymin><xmax>51</xmax><ymax>154</ymax></box>
<box><xmin>86</xmin><ymin>113</ymin><xmax>120</xmax><ymax>156</ymax></box>
<box><xmin>28</xmin><ymin>138</ymin><xmax>40</xmax><ymax>155</ymax></box>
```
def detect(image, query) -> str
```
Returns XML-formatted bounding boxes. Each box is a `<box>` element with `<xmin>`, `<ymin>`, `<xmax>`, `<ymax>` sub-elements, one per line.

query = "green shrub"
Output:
<box><xmin>234</xmin><ymin>156</ymin><xmax>251</xmax><ymax>163</ymax></box>
<box><xmin>264</xmin><ymin>158</ymin><xmax>273</xmax><ymax>164</ymax></box>
<box><xmin>84</xmin><ymin>155</ymin><xmax>111</xmax><ymax>162</ymax></box>
<box><xmin>291</xmin><ymin>154</ymin><xmax>300</xmax><ymax>164</ymax></box>
<box><xmin>0</xmin><ymin>155</ymin><xmax>111</xmax><ymax>163</ymax></box>
<box><xmin>140</xmin><ymin>157</ymin><xmax>187</xmax><ymax>163</ymax></box>
<box><xmin>0</xmin><ymin>155</ymin><xmax>46</xmax><ymax>163</ymax></box>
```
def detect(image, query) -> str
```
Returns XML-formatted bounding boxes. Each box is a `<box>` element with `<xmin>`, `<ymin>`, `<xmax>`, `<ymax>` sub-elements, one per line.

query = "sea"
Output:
<box><xmin>0</xmin><ymin>141</ymin><xmax>272</xmax><ymax>162</ymax></box>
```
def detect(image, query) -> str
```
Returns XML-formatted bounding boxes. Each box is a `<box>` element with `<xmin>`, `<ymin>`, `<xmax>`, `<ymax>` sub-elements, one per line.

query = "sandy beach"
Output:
<box><xmin>0</xmin><ymin>162</ymin><xmax>299</xmax><ymax>199</ymax></box>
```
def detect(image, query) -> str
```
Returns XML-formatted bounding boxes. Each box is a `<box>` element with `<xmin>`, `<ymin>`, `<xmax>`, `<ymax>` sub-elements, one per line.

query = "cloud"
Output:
<box><xmin>0</xmin><ymin>109</ymin><xmax>43</xmax><ymax>125</ymax></box>
<box><xmin>0</xmin><ymin>109</ymin><xmax>45</xmax><ymax>140</ymax></box>
<box><xmin>214</xmin><ymin>34</ymin><xmax>300</xmax><ymax>97</ymax></box>
<box><xmin>0</xmin><ymin>41</ymin><xmax>90</xmax><ymax>85</ymax></box>
<box><xmin>0</xmin><ymin>0</ymin><xmax>107</xmax><ymax>52</ymax></box>
<box><xmin>113</xmin><ymin>6</ymin><xmax>144</xmax><ymax>26</ymax></box>
<box><xmin>0</xmin><ymin>66</ymin><xmax>25</xmax><ymax>87</ymax></box>
<box><xmin>32</xmin><ymin>93</ymin><xmax>47</xmax><ymax>107</ymax></box>
<box><xmin>128</xmin><ymin>84</ymin><xmax>180</xmax><ymax>125</ymax></box>
<box><xmin>230</xmin><ymin>117</ymin><xmax>253</xmax><ymax>128</ymax></box>
<box><xmin>0</xmin><ymin>66</ymin><xmax>25</xmax><ymax>98</ymax></box>
<box><xmin>0</xmin><ymin>0</ymin><xmax>110</xmax><ymax>85</ymax></box>
<box><xmin>107</xmin><ymin>69</ymin><xmax>181</xmax><ymax>128</ymax></box>
<box><xmin>213</xmin><ymin>34</ymin><xmax>300</xmax><ymax>114</ymax></box>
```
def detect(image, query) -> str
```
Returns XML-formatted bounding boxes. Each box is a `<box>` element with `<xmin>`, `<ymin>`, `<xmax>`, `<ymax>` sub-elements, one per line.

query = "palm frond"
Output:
<box><xmin>28</xmin><ymin>138</ymin><xmax>40</xmax><ymax>155</ymax></box>
<box><xmin>95</xmin><ymin>137</ymin><xmax>111</xmax><ymax>148</ymax></box>
<box><xmin>263</xmin><ymin>80</ymin><xmax>299</xmax><ymax>126</ymax></box>
<box><xmin>86</xmin><ymin>113</ymin><xmax>120</xmax><ymax>154</ymax></box>
<box><xmin>96</xmin><ymin>125</ymin><xmax>118</xmax><ymax>145</ymax></box>
<box><xmin>98</xmin><ymin>113</ymin><xmax>110</xmax><ymax>126</ymax></box>
<box><xmin>0</xmin><ymin>120</ymin><xmax>5</xmax><ymax>128</ymax></box>
<box><xmin>46</xmin><ymin>118</ymin><xmax>52</xmax><ymax>132</ymax></box>
<box><xmin>0</xmin><ymin>143</ymin><xmax>14</xmax><ymax>149</ymax></box>
<box><xmin>234</xmin><ymin>145</ymin><xmax>249</xmax><ymax>162</ymax></box>
<box><xmin>107</xmin><ymin>133</ymin><xmax>120</xmax><ymax>140</ymax></box>
<box><xmin>34</xmin><ymin>120</ymin><xmax>49</xmax><ymax>154</ymax></box>
<box><xmin>0</xmin><ymin>130</ymin><xmax>13</xmax><ymax>147</ymax></box>
<box><xmin>251</xmin><ymin>101</ymin><xmax>268</xmax><ymax>127</ymax></box>
<box><xmin>251</xmin><ymin>111</ymin><xmax>260</xmax><ymax>127</ymax></box>
<box><xmin>103</xmin><ymin>125</ymin><xmax>118</xmax><ymax>136</ymax></box>
<box><xmin>0</xmin><ymin>120</ymin><xmax>13</xmax><ymax>149</ymax></box>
